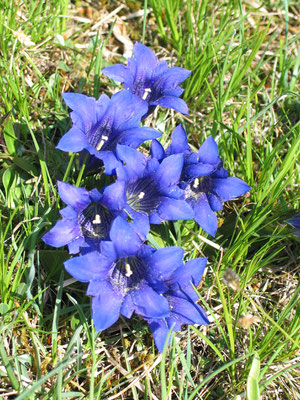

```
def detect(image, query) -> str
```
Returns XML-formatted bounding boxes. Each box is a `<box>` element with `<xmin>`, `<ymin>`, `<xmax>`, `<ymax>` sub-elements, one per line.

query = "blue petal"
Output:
<box><xmin>169</xmin><ymin>257</ymin><xmax>207</xmax><ymax>290</ymax></box>
<box><xmin>102</xmin><ymin>64</ymin><xmax>131</xmax><ymax>83</ymax></box>
<box><xmin>96</xmin><ymin>93</ymin><xmax>111</xmax><ymax>110</ymax></box>
<box><xmin>168</xmin><ymin>296</ymin><xmax>209</xmax><ymax>325</ymax></box>
<box><xmin>154</xmin><ymin>96</ymin><xmax>189</xmax><ymax>115</ymax></box>
<box><xmin>152</xmin><ymin>60</ymin><xmax>169</xmax><ymax>79</ymax></box>
<box><xmin>43</xmin><ymin>219</ymin><xmax>79</xmax><ymax>248</ymax></box>
<box><xmin>89</xmin><ymin>188</ymin><xmax>102</xmax><ymax>203</ymax></box>
<box><xmin>185</xmin><ymin>152</ymin><xmax>198</xmax><ymax>165</ymax></box>
<box><xmin>63</xmin><ymin>93</ymin><xmax>98</xmax><ymax>131</ymax></box>
<box><xmin>198</xmin><ymin>136</ymin><xmax>220</xmax><ymax>165</ymax></box>
<box><xmin>97</xmin><ymin>151</ymin><xmax>120</xmax><ymax>176</ymax></box>
<box><xmin>109</xmin><ymin>216</ymin><xmax>142</xmax><ymax>257</ymax></box>
<box><xmin>91</xmin><ymin>281</ymin><xmax>123</xmax><ymax>330</ymax></box>
<box><xmin>167</xmin><ymin>124</ymin><xmax>190</xmax><ymax>155</ymax></box>
<box><xmin>212</xmin><ymin>177</ymin><xmax>251</xmax><ymax>202</ymax></box>
<box><xmin>147</xmin><ymin>318</ymin><xmax>171</xmax><ymax>353</ymax></box>
<box><xmin>165</xmin><ymin>315</ymin><xmax>182</xmax><ymax>331</ymax></box>
<box><xmin>56</xmin><ymin>126</ymin><xmax>88</xmax><ymax>153</ymax></box>
<box><xmin>192</xmin><ymin>193</ymin><xmax>218</xmax><ymax>236</ymax></box>
<box><xmin>159</xmin><ymin>185</ymin><xmax>185</xmax><ymax>200</ymax></box>
<box><xmin>151</xmin><ymin>140</ymin><xmax>165</xmax><ymax>161</ymax></box>
<box><xmin>164</xmin><ymin>87</ymin><xmax>184</xmax><ymax>97</ymax></box>
<box><xmin>147</xmin><ymin>247</ymin><xmax>184</xmax><ymax>280</ymax></box>
<box><xmin>64</xmin><ymin>251</ymin><xmax>111</xmax><ymax>282</ymax></box>
<box><xmin>156</xmin><ymin>153</ymin><xmax>183</xmax><ymax>188</ymax></box>
<box><xmin>149</xmin><ymin>213</ymin><xmax>163</xmax><ymax>224</ymax></box>
<box><xmin>124</xmin><ymin>208</ymin><xmax>150</xmax><ymax>241</ymax></box>
<box><xmin>126</xmin><ymin>57</ymin><xmax>137</xmax><ymax>89</ymax></box>
<box><xmin>131</xmin><ymin>284</ymin><xmax>170</xmax><ymax>318</ymax></box>
<box><xmin>59</xmin><ymin>205</ymin><xmax>78</xmax><ymax>220</ymax></box>
<box><xmin>145</xmin><ymin>275</ymin><xmax>169</xmax><ymax>294</ymax></box>
<box><xmin>207</xmin><ymin>193</ymin><xmax>223</xmax><ymax>211</ymax></box>
<box><xmin>161</xmin><ymin>67</ymin><xmax>191</xmax><ymax>89</ymax></box>
<box><xmin>111</xmin><ymin>91</ymin><xmax>148</xmax><ymax>131</ymax></box>
<box><xmin>213</xmin><ymin>167</ymin><xmax>228</xmax><ymax>179</ymax></box>
<box><xmin>101</xmin><ymin>181</ymin><xmax>126</xmax><ymax>210</ymax></box>
<box><xmin>57</xmin><ymin>181</ymin><xmax>91</xmax><ymax>211</ymax></box>
<box><xmin>116</xmin><ymin>145</ymin><xmax>146</xmax><ymax>181</ymax></box>
<box><xmin>133</xmin><ymin>43</ymin><xmax>158</xmax><ymax>79</ymax></box>
<box><xmin>144</xmin><ymin>157</ymin><xmax>160</xmax><ymax>176</ymax></box>
<box><xmin>100</xmin><ymin>241</ymin><xmax>117</xmax><ymax>262</ymax></box>
<box><xmin>158</xmin><ymin>198</ymin><xmax>194</xmax><ymax>221</ymax></box>
<box><xmin>120</xmin><ymin>293</ymin><xmax>135</xmax><ymax>318</ymax></box>
<box><xmin>67</xmin><ymin>237</ymin><xmax>87</xmax><ymax>254</ymax></box>
<box><xmin>120</xmin><ymin>127</ymin><xmax>161</xmax><ymax>148</ymax></box>
<box><xmin>184</xmin><ymin>163</ymin><xmax>216</xmax><ymax>178</ymax></box>
<box><xmin>287</xmin><ymin>214</ymin><xmax>300</xmax><ymax>235</ymax></box>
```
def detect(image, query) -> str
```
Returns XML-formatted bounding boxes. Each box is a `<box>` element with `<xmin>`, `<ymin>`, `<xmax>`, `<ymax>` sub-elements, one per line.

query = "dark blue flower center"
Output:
<box><xmin>87</xmin><ymin>116</ymin><xmax>113</xmax><ymax>151</ymax></box>
<box><xmin>78</xmin><ymin>202</ymin><xmax>113</xmax><ymax>243</ymax></box>
<box><xmin>110</xmin><ymin>256</ymin><xmax>147</xmax><ymax>292</ymax></box>
<box><xmin>147</xmin><ymin>76</ymin><xmax>164</xmax><ymax>102</ymax></box>
<box><xmin>126</xmin><ymin>178</ymin><xmax>160</xmax><ymax>214</ymax></box>
<box><xmin>185</xmin><ymin>176</ymin><xmax>213</xmax><ymax>199</ymax></box>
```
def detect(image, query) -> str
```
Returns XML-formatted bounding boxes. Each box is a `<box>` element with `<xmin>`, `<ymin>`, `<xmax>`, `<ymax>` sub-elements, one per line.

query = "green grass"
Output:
<box><xmin>0</xmin><ymin>0</ymin><xmax>299</xmax><ymax>398</ymax></box>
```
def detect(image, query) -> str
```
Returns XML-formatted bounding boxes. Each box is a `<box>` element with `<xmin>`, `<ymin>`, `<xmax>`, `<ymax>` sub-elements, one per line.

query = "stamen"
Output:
<box><xmin>92</xmin><ymin>214</ymin><xmax>101</xmax><ymax>224</ymax></box>
<box><xmin>96</xmin><ymin>135</ymin><xmax>109</xmax><ymax>151</ymax></box>
<box><xmin>193</xmin><ymin>178</ymin><xmax>200</xmax><ymax>188</ymax></box>
<box><xmin>138</xmin><ymin>192</ymin><xmax>145</xmax><ymax>199</ymax></box>
<box><xmin>125</xmin><ymin>263</ymin><xmax>133</xmax><ymax>277</ymax></box>
<box><xmin>142</xmin><ymin>88</ymin><xmax>151</xmax><ymax>100</ymax></box>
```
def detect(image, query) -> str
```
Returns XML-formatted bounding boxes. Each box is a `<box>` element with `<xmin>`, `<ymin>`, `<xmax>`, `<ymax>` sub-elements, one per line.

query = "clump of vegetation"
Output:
<box><xmin>0</xmin><ymin>0</ymin><xmax>299</xmax><ymax>399</ymax></box>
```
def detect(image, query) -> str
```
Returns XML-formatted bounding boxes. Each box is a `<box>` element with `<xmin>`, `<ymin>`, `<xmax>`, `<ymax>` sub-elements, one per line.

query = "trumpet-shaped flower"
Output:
<box><xmin>57</xmin><ymin>91</ymin><xmax>161</xmax><ymax>174</ymax></box>
<box><xmin>64</xmin><ymin>216</ymin><xmax>192</xmax><ymax>330</ymax></box>
<box><xmin>106</xmin><ymin>144</ymin><xmax>194</xmax><ymax>238</ymax></box>
<box><xmin>146</xmin><ymin>257</ymin><xmax>209</xmax><ymax>352</ymax></box>
<box><xmin>151</xmin><ymin>125</ymin><xmax>251</xmax><ymax>236</ymax></box>
<box><xmin>102</xmin><ymin>43</ymin><xmax>191</xmax><ymax>117</ymax></box>
<box><xmin>42</xmin><ymin>181</ymin><xmax>123</xmax><ymax>254</ymax></box>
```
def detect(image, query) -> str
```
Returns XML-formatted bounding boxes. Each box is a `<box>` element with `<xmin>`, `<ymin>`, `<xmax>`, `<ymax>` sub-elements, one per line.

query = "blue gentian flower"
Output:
<box><xmin>146</xmin><ymin>257</ymin><xmax>209</xmax><ymax>352</ymax></box>
<box><xmin>64</xmin><ymin>216</ymin><xmax>192</xmax><ymax>330</ymax></box>
<box><xmin>105</xmin><ymin>144</ymin><xmax>194</xmax><ymax>238</ymax></box>
<box><xmin>287</xmin><ymin>213</ymin><xmax>300</xmax><ymax>236</ymax></box>
<box><xmin>151</xmin><ymin>125</ymin><xmax>251</xmax><ymax>236</ymax></box>
<box><xmin>57</xmin><ymin>91</ymin><xmax>161</xmax><ymax>174</ymax></box>
<box><xmin>42</xmin><ymin>181</ymin><xmax>123</xmax><ymax>254</ymax></box>
<box><xmin>102</xmin><ymin>43</ymin><xmax>191</xmax><ymax>117</ymax></box>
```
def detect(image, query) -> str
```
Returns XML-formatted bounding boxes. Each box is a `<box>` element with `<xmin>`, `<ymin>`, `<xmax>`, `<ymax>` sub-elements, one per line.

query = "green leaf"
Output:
<box><xmin>0</xmin><ymin>303</ymin><xmax>9</xmax><ymax>315</ymax></box>
<box><xmin>247</xmin><ymin>353</ymin><xmax>260</xmax><ymax>400</ymax></box>
<box><xmin>3</xmin><ymin>120</ymin><xmax>18</xmax><ymax>155</ymax></box>
<box><xmin>13</xmin><ymin>157</ymin><xmax>38</xmax><ymax>177</ymax></box>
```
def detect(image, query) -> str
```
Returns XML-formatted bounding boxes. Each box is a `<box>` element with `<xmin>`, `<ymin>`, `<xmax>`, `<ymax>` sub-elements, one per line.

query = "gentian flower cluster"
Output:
<box><xmin>43</xmin><ymin>43</ymin><xmax>250</xmax><ymax>352</ymax></box>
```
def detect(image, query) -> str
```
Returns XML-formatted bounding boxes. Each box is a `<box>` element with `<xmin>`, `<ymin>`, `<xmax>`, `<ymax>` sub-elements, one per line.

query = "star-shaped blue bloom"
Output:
<box><xmin>102</xmin><ymin>43</ymin><xmax>191</xmax><ymax>117</ymax></box>
<box><xmin>146</xmin><ymin>257</ymin><xmax>209</xmax><ymax>352</ymax></box>
<box><xmin>57</xmin><ymin>91</ymin><xmax>161</xmax><ymax>174</ymax></box>
<box><xmin>42</xmin><ymin>181</ymin><xmax>124</xmax><ymax>254</ymax></box>
<box><xmin>64</xmin><ymin>216</ymin><xmax>191</xmax><ymax>330</ymax></box>
<box><xmin>104</xmin><ymin>144</ymin><xmax>194</xmax><ymax>238</ymax></box>
<box><xmin>151</xmin><ymin>125</ymin><xmax>251</xmax><ymax>236</ymax></box>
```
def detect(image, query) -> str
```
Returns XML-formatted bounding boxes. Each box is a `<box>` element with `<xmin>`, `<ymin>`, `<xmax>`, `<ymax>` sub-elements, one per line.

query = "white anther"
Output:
<box><xmin>142</xmin><ymin>88</ymin><xmax>151</xmax><ymax>100</ymax></box>
<box><xmin>138</xmin><ymin>192</ymin><xmax>145</xmax><ymax>199</ymax></box>
<box><xmin>193</xmin><ymin>178</ymin><xmax>200</xmax><ymax>188</ymax></box>
<box><xmin>92</xmin><ymin>214</ymin><xmax>101</xmax><ymax>224</ymax></box>
<box><xmin>96</xmin><ymin>135</ymin><xmax>109</xmax><ymax>151</ymax></box>
<box><xmin>125</xmin><ymin>263</ymin><xmax>133</xmax><ymax>277</ymax></box>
